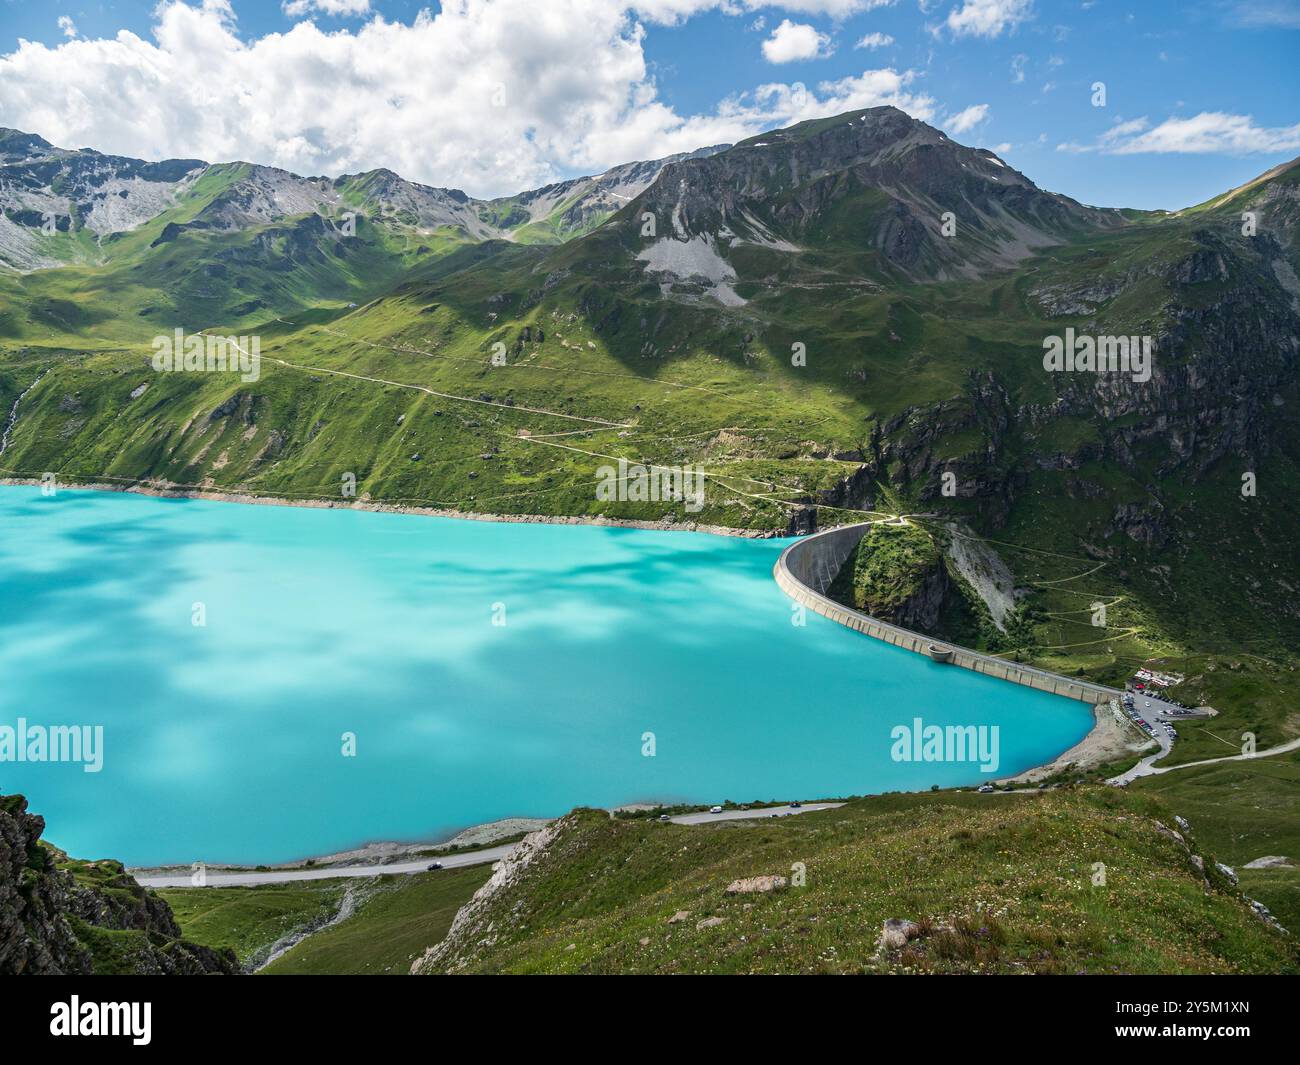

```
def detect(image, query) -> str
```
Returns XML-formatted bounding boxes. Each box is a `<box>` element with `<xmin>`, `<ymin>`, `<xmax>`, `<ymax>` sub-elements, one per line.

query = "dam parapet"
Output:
<box><xmin>774</xmin><ymin>524</ymin><xmax>1119</xmax><ymax>705</ymax></box>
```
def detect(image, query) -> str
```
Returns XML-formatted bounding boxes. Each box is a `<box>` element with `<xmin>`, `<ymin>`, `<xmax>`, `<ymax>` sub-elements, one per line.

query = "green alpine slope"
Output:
<box><xmin>411</xmin><ymin>791</ymin><xmax>1298</xmax><ymax>975</ymax></box>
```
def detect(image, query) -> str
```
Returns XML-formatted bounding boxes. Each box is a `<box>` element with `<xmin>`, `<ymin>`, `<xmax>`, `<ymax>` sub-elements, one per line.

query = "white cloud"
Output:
<box><xmin>762</xmin><ymin>19</ymin><xmax>834</xmax><ymax>63</ymax></box>
<box><xmin>992</xmin><ymin>141</ymin><xmax>1011</xmax><ymax>153</ymax></box>
<box><xmin>1009</xmin><ymin>52</ymin><xmax>1026</xmax><ymax>82</ymax></box>
<box><xmin>855</xmin><ymin>31</ymin><xmax>895</xmax><ymax>48</ymax></box>
<box><xmin>945</xmin><ymin>0</ymin><xmax>1033</xmax><ymax>38</ymax></box>
<box><xmin>282</xmin><ymin>0</ymin><xmax>371</xmax><ymax>16</ymax></box>
<box><xmin>945</xmin><ymin>103</ymin><xmax>989</xmax><ymax>133</ymax></box>
<box><xmin>1099</xmin><ymin>112</ymin><xmax>1300</xmax><ymax>154</ymax></box>
<box><xmin>1228</xmin><ymin>1</ymin><xmax>1300</xmax><ymax>28</ymax></box>
<box><xmin>813</xmin><ymin>68</ymin><xmax>937</xmax><ymax>120</ymax></box>
<box><xmin>57</xmin><ymin>16</ymin><xmax>78</xmax><ymax>39</ymax></box>
<box><xmin>0</xmin><ymin>0</ymin><xmax>938</xmax><ymax>198</ymax></box>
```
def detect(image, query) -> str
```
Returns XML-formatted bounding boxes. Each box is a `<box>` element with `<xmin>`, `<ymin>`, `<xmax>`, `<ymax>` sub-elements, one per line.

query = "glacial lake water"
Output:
<box><xmin>0</xmin><ymin>486</ymin><xmax>1092</xmax><ymax>866</ymax></box>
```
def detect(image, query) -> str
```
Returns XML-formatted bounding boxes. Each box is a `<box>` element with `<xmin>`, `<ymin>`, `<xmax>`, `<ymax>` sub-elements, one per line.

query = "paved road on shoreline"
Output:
<box><xmin>135</xmin><ymin>843</ymin><xmax>519</xmax><ymax>889</ymax></box>
<box><xmin>136</xmin><ymin>804</ymin><xmax>843</xmax><ymax>888</ymax></box>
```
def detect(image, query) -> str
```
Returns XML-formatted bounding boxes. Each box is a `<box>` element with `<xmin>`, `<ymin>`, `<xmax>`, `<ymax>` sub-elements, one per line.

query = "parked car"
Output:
<box><xmin>977</xmin><ymin>784</ymin><xmax>995</xmax><ymax>793</ymax></box>
<box><xmin>658</xmin><ymin>814</ymin><xmax>670</xmax><ymax>822</ymax></box>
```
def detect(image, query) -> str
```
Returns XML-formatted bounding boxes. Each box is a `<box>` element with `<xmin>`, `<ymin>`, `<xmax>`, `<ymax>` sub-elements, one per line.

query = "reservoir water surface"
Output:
<box><xmin>0</xmin><ymin>486</ymin><xmax>1092</xmax><ymax>865</ymax></box>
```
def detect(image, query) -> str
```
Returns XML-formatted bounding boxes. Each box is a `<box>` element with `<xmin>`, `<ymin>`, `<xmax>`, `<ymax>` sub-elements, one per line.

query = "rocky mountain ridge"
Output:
<box><xmin>623</xmin><ymin>106</ymin><xmax>1127</xmax><ymax>288</ymax></box>
<box><xmin>0</xmin><ymin>127</ymin><xmax>729</xmax><ymax>270</ymax></box>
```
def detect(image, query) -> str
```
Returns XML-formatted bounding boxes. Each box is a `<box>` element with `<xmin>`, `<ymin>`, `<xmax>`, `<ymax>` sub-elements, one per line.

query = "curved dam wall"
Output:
<box><xmin>774</xmin><ymin>523</ymin><xmax>1120</xmax><ymax>705</ymax></box>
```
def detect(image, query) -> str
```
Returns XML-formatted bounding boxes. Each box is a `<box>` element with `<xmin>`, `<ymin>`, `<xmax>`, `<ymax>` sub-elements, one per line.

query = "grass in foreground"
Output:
<box><xmin>260</xmin><ymin>866</ymin><xmax>491</xmax><ymax>975</ymax></box>
<box><xmin>159</xmin><ymin>881</ymin><xmax>348</xmax><ymax>968</ymax></box>
<box><xmin>1131</xmin><ymin>752</ymin><xmax>1300</xmax><ymax>932</ymax></box>
<box><xmin>420</xmin><ymin>789</ymin><xmax>1298</xmax><ymax>975</ymax></box>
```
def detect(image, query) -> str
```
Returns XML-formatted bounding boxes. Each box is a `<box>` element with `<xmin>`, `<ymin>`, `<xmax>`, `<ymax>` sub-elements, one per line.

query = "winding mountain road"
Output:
<box><xmin>1109</xmin><ymin>735</ymin><xmax>1300</xmax><ymax>786</ymax></box>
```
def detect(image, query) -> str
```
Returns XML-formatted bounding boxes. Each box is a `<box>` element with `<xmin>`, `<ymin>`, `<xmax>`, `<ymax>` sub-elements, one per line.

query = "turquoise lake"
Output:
<box><xmin>0</xmin><ymin>486</ymin><xmax>1092</xmax><ymax>866</ymax></box>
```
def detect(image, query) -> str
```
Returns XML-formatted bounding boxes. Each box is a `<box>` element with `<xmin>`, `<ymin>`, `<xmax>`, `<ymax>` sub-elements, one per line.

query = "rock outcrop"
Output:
<box><xmin>0</xmin><ymin>793</ymin><xmax>236</xmax><ymax>975</ymax></box>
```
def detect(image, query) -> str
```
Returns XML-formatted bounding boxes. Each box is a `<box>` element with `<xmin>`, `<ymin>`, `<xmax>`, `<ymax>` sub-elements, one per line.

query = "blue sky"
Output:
<box><xmin>0</xmin><ymin>0</ymin><xmax>1296</xmax><ymax>207</ymax></box>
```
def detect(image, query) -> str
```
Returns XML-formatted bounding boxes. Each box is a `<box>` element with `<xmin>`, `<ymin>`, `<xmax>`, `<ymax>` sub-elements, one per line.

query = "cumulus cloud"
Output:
<box><xmin>0</xmin><ymin>0</ymin><xmax>939</xmax><ymax>198</ymax></box>
<box><xmin>813</xmin><ymin>68</ymin><xmax>937</xmax><ymax>120</ymax></box>
<box><xmin>56</xmin><ymin>16</ymin><xmax>78</xmax><ymax>39</ymax></box>
<box><xmin>944</xmin><ymin>103</ymin><xmax>989</xmax><ymax>133</ymax></box>
<box><xmin>1060</xmin><ymin>113</ymin><xmax>1300</xmax><ymax>155</ymax></box>
<box><xmin>944</xmin><ymin>0</ymin><xmax>1033</xmax><ymax>38</ymax></box>
<box><xmin>855</xmin><ymin>31</ymin><xmax>895</xmax><ymax>48</ymax></box>
<box><xmin>282</xmin><ymin>0</ymin><xmax>371</xmax><ymax>16</ymax></box>
<box><xmin>762</xmin><ymin>19</ymin><xmax>834</xmax><ymax>62</ymax></box>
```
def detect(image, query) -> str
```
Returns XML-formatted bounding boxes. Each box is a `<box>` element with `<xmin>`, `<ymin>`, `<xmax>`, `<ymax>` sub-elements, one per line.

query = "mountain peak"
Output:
<box><xmin>0</xmin><ymin>127</ymin><xmax>56</xmax><ymax>163</ymax></box>
<box><xmin>615</xmin><ymin>105</ymin><xmax>1124</xmax><ymax>297</ymax></box>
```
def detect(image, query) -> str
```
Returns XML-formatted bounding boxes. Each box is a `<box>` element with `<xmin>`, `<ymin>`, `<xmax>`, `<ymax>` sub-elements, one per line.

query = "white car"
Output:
<box><xmin>709</xmin><ymin>805</ymin><xmax>723</xmax><ymax>814</ymax></box>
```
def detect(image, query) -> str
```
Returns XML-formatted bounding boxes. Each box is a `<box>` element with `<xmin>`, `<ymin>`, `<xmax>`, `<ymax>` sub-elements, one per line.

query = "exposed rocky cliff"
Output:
<box><xmin>0</xmin><ymin>793</ymin><xmax>236</xmax><ymax>975</ymax></box>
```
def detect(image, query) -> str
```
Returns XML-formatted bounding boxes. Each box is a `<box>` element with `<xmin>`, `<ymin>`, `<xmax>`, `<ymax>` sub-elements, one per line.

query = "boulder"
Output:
<box><xmin>877</xmin><ymin>917</ymin><xmax>920</xmax><ymax>952</ymax></box>
<box><xmin>725</xmin><ymin>875</ymin><xmax>789</xmax><ymax>895</ymax></box>
<box><xmin>1243</xmin><ymin>855</ymin><xmax>1294</xmax><ymax>869</ymax></box>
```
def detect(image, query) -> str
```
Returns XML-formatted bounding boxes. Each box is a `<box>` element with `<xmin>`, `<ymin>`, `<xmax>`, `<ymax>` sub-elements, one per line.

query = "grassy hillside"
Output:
<box><xmin>159</xmin><ymin>881</ymin><xmax>348</xmax><ymax>969</ymax></box>
<box><xmin>1132</xmin><ymin>753</ymin><xmax>1300</xmax><ymax>933</ymax></box>
<box><xmin>161</xmin><ymin>867</ymin><xmax>491</xmax><ymax>974</ymax></box>
<box><xmin>415</xmin><ymin>791</ymin><xmax>1298</xmax><ymax>975</ymax></box>
<box><xmin>827</xmin><ymin>521</ymin><xmax>941</xmax><ymax>618</ymax></box>
<box><xmin>261</xmin><ymin>867</ymin><xmax>490</xmax><ymax>975</ymax></box>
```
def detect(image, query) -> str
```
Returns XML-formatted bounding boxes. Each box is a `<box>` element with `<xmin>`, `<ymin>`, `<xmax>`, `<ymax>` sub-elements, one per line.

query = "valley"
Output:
<box><xmin>2</xmin><ymin>105</ymin><xmax>1297</xmax><ymax>977</ymax></box>
<box><xmin>3</xmin><ymin>107</ymin><xmax>1295</xmax><ymax>762</ymax></box>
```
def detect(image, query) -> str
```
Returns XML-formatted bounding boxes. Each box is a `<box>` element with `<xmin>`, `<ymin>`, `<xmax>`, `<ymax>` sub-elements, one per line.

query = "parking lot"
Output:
<box><xmin>1121</xmin><ymin>667</ymin><xmax>1213</xmax><ymax>755</ymax></box>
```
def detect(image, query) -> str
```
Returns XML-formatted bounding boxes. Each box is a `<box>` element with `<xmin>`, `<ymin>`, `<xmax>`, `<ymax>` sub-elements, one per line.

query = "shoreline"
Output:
<box><xmin>7</xmin><ymin>478</ymin><xmax>1124</xmax><ymax>872</ymax></box>
<box><xmin>127</xmin><ymin>817</ymin><xmax>553</xmax><ymax>878</ymax></box>
<box><xmin>0</xmin><ymin>476</ymin><xmax>785</xmax><ymax>539</ymax></box>
<box><xmin>995</xmin><ymin>698</ymin><xmax>1155</xmax><ymax>785</ymax></box>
